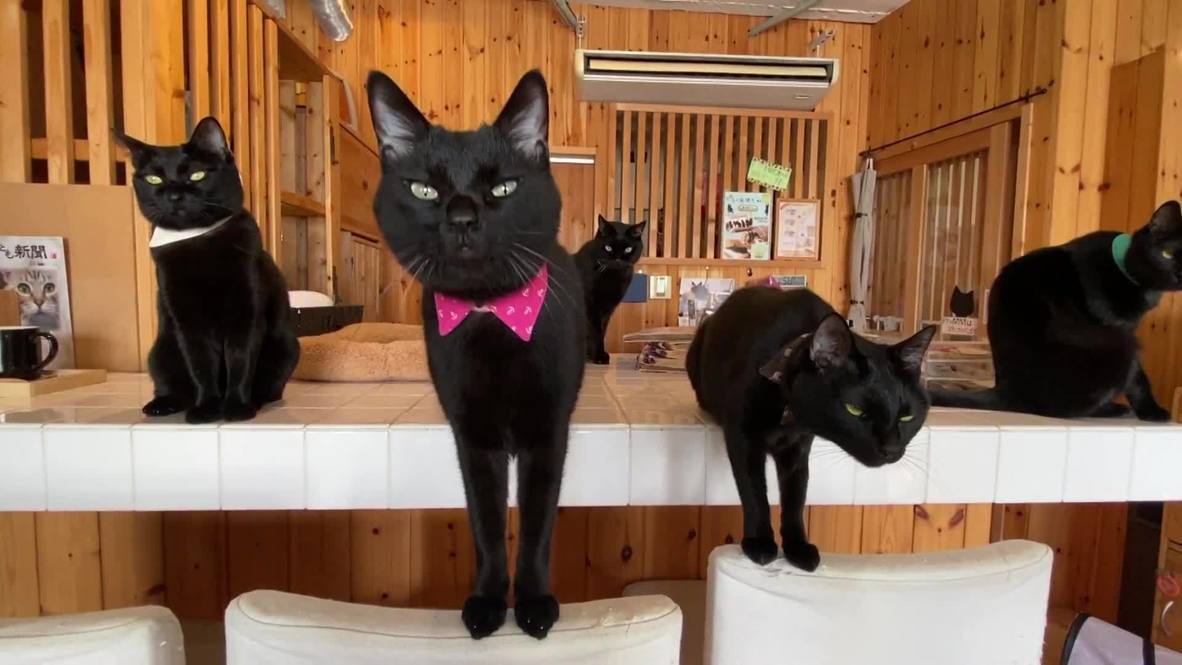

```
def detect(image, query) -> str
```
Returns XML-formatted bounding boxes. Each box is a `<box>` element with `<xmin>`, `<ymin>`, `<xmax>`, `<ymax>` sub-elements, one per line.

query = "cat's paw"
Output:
<box><xmin>1092</xmin><ymin>402</ymin><xmax>1132</xmax><ymax>418</ymax></box>
<box><xmin>593</xmin><ymin>351</ymin><xmax>611</xmax><ymax>365</ymax></box>
<box><xmin>222</xmin><ymin>398</ymin><xmax>259</xmax><ymax>422</ymax></box>
<box><xmin>514</xmin><ymin>594</ymin><xmax>560</xmax><ymax>639</ymax></box>
<box><xmin>783</xmin><ymin>539</ymin><xmax>821</xmax><ymax>572</ymax></box>
<box><xmin>185</xmin><ymin>401</ymin><xmax>223</xmax><ymax>424</ymax></box>
<box><xmin>142</xmin><ymin>396</ymin><xmax>188</xmax><ymax>417</ymax></box>
<box><xmin>1136</xmin><ymin>403</ymin><xmax>1172</xmax><ymax>422</ymax></box>
<box><xmin>461</xmin><ymin>595</ymin><xmax>507</xmax><ymax>639</ymax></box>
<box><xmin>741</xmin><ymin>536</ymin><xmax>779</xmax><ymax>565</ymax></box>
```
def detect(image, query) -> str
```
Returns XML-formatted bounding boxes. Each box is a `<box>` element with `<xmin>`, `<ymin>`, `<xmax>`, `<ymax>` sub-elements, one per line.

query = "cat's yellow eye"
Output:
<box><xmin>491</xmin><ymin>180</ymin><xmax>518</xmax><ymax>198</ymax></box>
<box><xmin>189</xmin><ymin>171</ymin><xmax>206</xmax><ymax>182</ymax></box>
<box><xmin>845</xmin><ymin>403</ymin><xmax>864</xmax><ymax>417</ymax></box>
<box><xmin>408</xmin><ymin>181</ymin><xmax>438</xmax><ymax>201</ymax></box>
<box><xmin>144</xmin><ymin>175</ymin><xmax>163</xmax><ymax>185</ymax></box>
<box><xmin>1163</xmin><ymin>249</ymin><xmax>1175</xmax><ymax>260</ymax></box>
<box><xmin>900</xmin><ymin>413</ymin><xmax>915</xmax><ymax>422</ymax></box>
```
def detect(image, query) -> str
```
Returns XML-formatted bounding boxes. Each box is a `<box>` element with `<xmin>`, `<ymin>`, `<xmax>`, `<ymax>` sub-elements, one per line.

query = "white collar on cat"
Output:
<box><xmin>149</xmin><ymin>216</ymin><xmax>232</xmax><ymax>248</ymax></box>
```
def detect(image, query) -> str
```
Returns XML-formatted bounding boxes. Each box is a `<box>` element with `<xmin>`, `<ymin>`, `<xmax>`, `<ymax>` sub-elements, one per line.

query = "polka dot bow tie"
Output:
<box><xmin>433</xmin><ymin>263</ymin><xmax>548</xmax><ymax>342</ymax></box>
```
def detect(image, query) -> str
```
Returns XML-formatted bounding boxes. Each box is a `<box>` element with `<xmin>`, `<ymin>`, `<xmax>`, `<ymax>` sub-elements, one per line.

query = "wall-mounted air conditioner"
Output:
<box><xmin>575</xmin><ymin>49</ymin><xmax>838</xmax><ymax>111</ymax></box>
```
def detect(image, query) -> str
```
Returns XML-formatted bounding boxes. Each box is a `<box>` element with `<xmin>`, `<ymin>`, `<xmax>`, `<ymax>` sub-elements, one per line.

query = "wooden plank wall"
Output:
<box><xmin>869</xmin><ymin>0</ymin><xmax>1182</xmax><ymax>624</ymax></box>
<box><xmin>275</xmin><ymin>1</ymin><xmax>871</xmax><ymax>341</ymax></box>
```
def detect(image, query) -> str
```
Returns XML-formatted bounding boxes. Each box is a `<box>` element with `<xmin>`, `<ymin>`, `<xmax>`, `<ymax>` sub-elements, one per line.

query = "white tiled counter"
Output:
<box><xmin>0</xmin><ymin>366</ymin><xmax>1178</xmax><ymax>511</ymax></box>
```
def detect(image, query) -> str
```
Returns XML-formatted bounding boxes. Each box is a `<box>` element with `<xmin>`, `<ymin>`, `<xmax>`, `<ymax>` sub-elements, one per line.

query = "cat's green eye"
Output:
<box><xmin>16</xmin><ymin>284</ymin><xmax>30</xmax><ymax>295</ymax></box>
<box><xmin>1163</xmin><ymin>249</ymin><xmax>1175</xmax><ymax>260</ymax></box>
<box><xmin>845</xmin><ymin>403</ymin><xmax>864</xmax><ymax>417</ymax></box>
<box><xmin>144</xmin><ymin>175</ymin><xmax>163</xmax><ymax>185</ymax></box>
<box><xmin>491</xmin><ymin>180</ymin><xmax>518</xmax><ymax>198</ymax></box>
<box><xmin>408</xmin><ymin>181</ymin><xmax>438</xmax><ymax>201</ymax></box>
<box><xmin>899</xmin><ymin>413</ymin><xmax>915</xmax><ymax>423</ymax></box>
<box><xmin>189</xmin><ymin>171</ymin><xmax>206</xmax><ymax>182</ymax></box>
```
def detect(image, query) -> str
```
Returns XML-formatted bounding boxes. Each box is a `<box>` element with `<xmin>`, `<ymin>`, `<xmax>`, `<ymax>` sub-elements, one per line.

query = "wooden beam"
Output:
<box><xmin>0</xmin><ymin>0</ymin><xmax>30</xmax><ymax>182</ymax></box>
<box><xmin>42</xmin><ymin>0</ymin><xmax>74</xmax><ymax>184</ymax></box>
<box><xmin>82</xmin><ymin>0</ymin><xmax>116</xmax><ymax>185</ymax></box>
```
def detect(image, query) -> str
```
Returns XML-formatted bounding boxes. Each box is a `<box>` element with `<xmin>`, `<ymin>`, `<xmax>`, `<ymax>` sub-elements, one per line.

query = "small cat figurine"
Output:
<box><xmin>368</xmin><ymin>69</ymin><xmax>584</xmax><ymax>640</ymax></box>
<box><xmin>932</xmin><ymin>201</ymin><xmax>1182</xmax><ymax>420</ymax></box>
<box><xmin>575</xmin><ymin>216</ymin><xmax>645</xmax><ymax>364</ymax></box>
<box><xmin>2</xmin><ymin>269</ymin><xmax>61</xmax><ymax>329</ymax></box>
<box><xmin>949</xmin><ymin>286</ymin><xmax>975</xmax><ymax>318</ymax></box>
<box><xmin>688</xmin><ymin>286</ymin><xmax>935</xmax><ymax>570</ymax></box>
<box><xmin>118</xmin><ymin>117</ymin><xmax>299</xmax><ymax>424</ymax></box>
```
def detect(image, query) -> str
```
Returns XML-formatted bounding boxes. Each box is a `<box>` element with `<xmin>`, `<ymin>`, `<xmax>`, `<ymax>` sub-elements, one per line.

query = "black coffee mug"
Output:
<box><xmin>0</xmin><ymin>326</ymin><xmax>59</xmax><ymax>380</ymax></box>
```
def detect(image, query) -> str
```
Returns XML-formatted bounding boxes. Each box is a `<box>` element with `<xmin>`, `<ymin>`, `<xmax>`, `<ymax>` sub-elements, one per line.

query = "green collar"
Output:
<box><xmin>1112</xmin><ymin>233</ymin><xmax>1139</xmax><ymax>285</ymax></box>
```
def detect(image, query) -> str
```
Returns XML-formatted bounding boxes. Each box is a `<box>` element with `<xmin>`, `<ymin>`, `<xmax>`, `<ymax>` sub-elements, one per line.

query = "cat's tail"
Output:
<box><xmin>928</xmin><ymin>387</ymin><xmax>1005</xmax><ymax>411</ymax></box>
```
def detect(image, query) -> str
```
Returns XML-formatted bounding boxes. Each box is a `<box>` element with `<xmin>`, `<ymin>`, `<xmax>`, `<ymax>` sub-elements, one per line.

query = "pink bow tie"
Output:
<box><xmin>434</xmin><ymin>264</ymin><xmax>549</xmax><ymax>341</ymax></box>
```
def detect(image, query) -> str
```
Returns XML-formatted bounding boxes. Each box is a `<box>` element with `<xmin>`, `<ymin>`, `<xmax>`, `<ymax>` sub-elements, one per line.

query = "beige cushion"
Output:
<box><xmin>225</xmin><ymin>590</ymin><xmax>682</xmax><ymax>664</ymax></box>
<box><xmin>293</xmin><ymin>322</ymin><xmax>429</xmax><ymax>382</ymax></box>
<box><xmin>705</xmin><ymin>540</ymin><xmax>1053</xmax><ymax>665</ymax></box>
<box><xmin>0</xmin><ymin>606</ymin><xmax>184</xmax><ymax>664</ymax></box>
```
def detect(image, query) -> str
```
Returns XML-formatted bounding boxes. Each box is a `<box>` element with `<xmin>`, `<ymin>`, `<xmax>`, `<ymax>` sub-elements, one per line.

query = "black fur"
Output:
<box><xmin>368</xmin><ymin>69</ymin><xmax>584</xmax><ymax>639</ymax></box>
<box><xmin>688</xmin><ymin>287</ymin><xmax>935</xmax><ymax>570</ymax></box>
<box><xmin>574</xmin><ymin>216</ymin><xmax>645</xmax><ymax>364</ymax></box>
<box><xmin>119</xmin><ymin>117</ymin><xmax>298</xmax><ymax>424</ymax></box>
<box><xmin>931</xmin><ymin>201</ymin><xmax>1182</xmax><ymax>421</ymax></box>
<box><xmin>949</xmin><ymin>286</ymin><xmax>975</xmax><ymax>317</ymax></box>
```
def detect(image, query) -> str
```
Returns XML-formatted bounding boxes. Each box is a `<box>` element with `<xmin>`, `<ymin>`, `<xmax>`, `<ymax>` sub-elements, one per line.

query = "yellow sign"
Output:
<box><xmin>746</xmin><ymin>158</ymin><xmax>792</xmax><ymax>191</ymax></box>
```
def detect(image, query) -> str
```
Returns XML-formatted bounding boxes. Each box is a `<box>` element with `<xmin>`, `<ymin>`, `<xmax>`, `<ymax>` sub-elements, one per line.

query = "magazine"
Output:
<box><xmin>677</xmin><ymin>278</ymin><xmax>735</xmax><ymax>327</ymax></box>
<box><xmin>0</xmin><ymin>236</ymin><xmax>75</xmax><ymax>368</ymax></box>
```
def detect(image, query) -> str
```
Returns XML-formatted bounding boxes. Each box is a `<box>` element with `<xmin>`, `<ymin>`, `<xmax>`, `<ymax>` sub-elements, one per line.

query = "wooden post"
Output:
<box><xmin>42</xmin><ymin>0</ymin><xmax>74</xmax><ymax>184</ymax></box>
<box><xmin>0</xmin><ymin>0</ymin><xmax>30</xmax><ymax>183</ymax></box>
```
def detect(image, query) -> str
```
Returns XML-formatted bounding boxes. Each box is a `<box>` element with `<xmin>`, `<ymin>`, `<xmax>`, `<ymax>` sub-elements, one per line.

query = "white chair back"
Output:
<box><xmin>705</xmin><ymin>540</ymin><xmax>1053</xmax><ymax>665</ymax></box>
<box><xmin>0</xmin><ymin>606</ymin><xmax>184</xmax><ymax>665</ymax></box>
<box><xmin>225</xmin><ymin>590</ymin><xmax>682</xmax><ymax>664</ymax></box>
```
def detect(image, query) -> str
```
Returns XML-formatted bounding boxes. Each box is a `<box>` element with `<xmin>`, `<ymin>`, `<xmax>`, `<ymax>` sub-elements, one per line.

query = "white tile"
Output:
<box><xmin>561</xmin><ymin>427</ymin><xmax>630</xmax><ymax>506</ymax></box>
<box><xmin>388</xmin><ymin>426</ymin><xmax>465</xmax><ymax>509</ymax></box>
<box><xmin>1129</xmin><ymin>425</ymin><xmax>1182</xmax><ymax>501</ymax></box>
<box><xmin>805</xmin><ymin>438</ymin><xmax>858</xmax><ymax>505</ymax></box>
<box><xmin>0</xmin><ymin>426</ymin><xmax>46</xmax><ymax>510</ymax></box>
<box><xmin>995</xmin><ymin>428</ymin><xmax>1068</xmax><ymax>503</ymax></box>
<box><xmin>630</xmin><ymin>426</ymin><xmax>707</xmax><ymax>505</ymax></box>
<box><xmin>1063</xmin><ymin>426</ymin><xmax>1134</xmax><ymax>502</ymax></box>
<box><xmin>132</xmin><ymin>426</ymin><xmax>220</xmax><ymax>510</ymax></box>
<box><xmin>926</xmin><ymin>426</ymin><xmax>1000</xmax><ymax>503</ymax></box>
<box><xmin>220</xmin><ymin>428</ymin><xmax>305</xmax><ymax>509</ymax></box>
<box><xmin>704</xmin><ymin>427</ymin><xmax>779</xmax><ymax>506</ymax></box>
<box><xmin>853</xmin><ymin>429</ymin><xmax>930</xmax><ymax>505</ymax></box>
<box><xmin>306</xmin><ymin>428</ymin><xmax>389</xmax><ymax>509</ymax></box>
<box><xmin>45</xmin><ymin>425</ymin><xmax>133</xmax><ymax>510</ymax></box>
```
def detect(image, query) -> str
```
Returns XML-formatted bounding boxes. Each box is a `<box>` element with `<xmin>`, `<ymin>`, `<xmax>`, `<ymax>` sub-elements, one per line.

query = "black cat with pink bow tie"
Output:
<box><xmin>368</xmin><ymin>70</ymin><xmax>585</xmax><ymax>640</ymax></box>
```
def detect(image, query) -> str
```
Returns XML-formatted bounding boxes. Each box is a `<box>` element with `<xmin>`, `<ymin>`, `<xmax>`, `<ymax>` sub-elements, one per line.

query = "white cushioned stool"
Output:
<box><xmin>0</xmin><ymin>606</ymin><xmax>185</xmax><ymax>665</ymax></box>
<box><xmin>225</xmin><ymin>590</ymin><xmax>682</xmax><ymax>664</ymax></box>
<box><xmin>705</xmin><ymin>540</ymin><xmax>1053</xmax><ymax>665</ymax></box>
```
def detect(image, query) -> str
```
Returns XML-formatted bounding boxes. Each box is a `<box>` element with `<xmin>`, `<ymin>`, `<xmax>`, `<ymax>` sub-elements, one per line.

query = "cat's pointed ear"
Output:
<box><xmin>113</xmin><ymin>130</ymin><xmax>151</xmax><ymax>168</ymax></box>
<box><xmin>188</xmin><ymin>117</ymin><xmax>232</xmax><ymax>162</ymax></box>
<box><xmin>810</xmin><ymin>313</ymin><xmax>853</xmax><ymax>371</ymax></box>
<box><xmin>597</xmin><ymin>214</ymin><xmax>611</xmax><ymax>235</ymax></box>
<box><xmin>367</xmin><ymin>70</ymin><xmax>429</xmax><ymax>163</ymax></box>
<box><xmin>630</xmin><ymin>221</ymin><xmax>648</xmax><ymax>237</ymax></box>
<box><xmin>496</xmin><ymin>70</ymin><xmax>549</xmax><ymax>161</ymax></box>
<box><xmin>1148</xmin><ymin>200</ymin><xmax>1182</xmax><ymax>239</ymax></box>
<box><xmin>892</xmin><ymin>325</ymin><xmax>937</xmax><ymax>378</ymax></box>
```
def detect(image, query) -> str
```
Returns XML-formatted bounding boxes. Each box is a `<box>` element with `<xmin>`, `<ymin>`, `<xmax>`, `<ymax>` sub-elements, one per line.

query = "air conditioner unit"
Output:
<box><xmin>575</xmin><ymin>49</ymin><xmax>838</xmax><ymax>110</ymax></box>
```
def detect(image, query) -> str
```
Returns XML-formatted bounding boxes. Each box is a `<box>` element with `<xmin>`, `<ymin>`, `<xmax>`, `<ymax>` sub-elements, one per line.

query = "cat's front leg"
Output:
<box><xmin>513</xmin><ymin>435</ymin><xmax>567</xmax><ymax>639</ymax></box>
<box><xmin>174</xmin><ymin>330</ymin><xmax>224</xmax><ymax>424</ymax></box>
<box><xmin>142</xmin><ymin>320</ymin><xmax>194</xmax><ymax>416</ymax></box>
<box><xmin>455</xmin><ymin>441</ymin><xmax>510</xmax><ymax>639</ymax></box>
<box><xmin>724</xmin><ymin>425</ymin><xmax>777</xmax><ymax>565</ymax></box>
<box><xmin>221</xmin><ymin>321</ymin><xmax>264</xmax><ymax>422</ymax></box>
<box><xmin>1126</xmin><ymin>359</ymin><xmax>1171</xmax><ymax>421</ymax></box>
<box><xmin>772</xmin><ymin>433</ymin><xmax>819</xmax><ymax>572</ymax></box>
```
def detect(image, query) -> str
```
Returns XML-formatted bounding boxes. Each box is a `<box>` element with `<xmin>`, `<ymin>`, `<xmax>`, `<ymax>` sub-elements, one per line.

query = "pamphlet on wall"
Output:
<box><xmin>0</xmin><ymin>236</ymin><xmax>75</xmax><ymax>368</ymax></box>
<box><xmin>722</xmin><ymin>192</ymin><xmax>772</xmax><ymax>260</ymax></box>
<box><xmin>677</xmin><ymin>278</ymin><xmax>735</xmax><ymax>327</ymax></box>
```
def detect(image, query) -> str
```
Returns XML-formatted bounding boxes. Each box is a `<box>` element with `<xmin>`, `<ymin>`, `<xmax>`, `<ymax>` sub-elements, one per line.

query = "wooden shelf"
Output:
<box><xmin>275</xmin><ymin>18</ymin><xmax>328</xmax><ymax>81</ymax></box>
<box><xmin>280</xmin><ymin>191</ymin><xmax>326</xmax><ymax>217</ymax></box>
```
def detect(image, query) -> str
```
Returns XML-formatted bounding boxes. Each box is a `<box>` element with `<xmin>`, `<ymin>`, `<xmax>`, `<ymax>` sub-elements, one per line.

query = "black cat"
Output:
<box><xmin>574</xmin><ymin>216</ymin><xmax>645</xmax><ymax>364</ymax></box>
<box><xmin>367</xmin><ymin>70</ymin><xmax>584</xmax><ymax>639</ymax></box>
<box><xmin>688</xmin><ymin>287</ymin><xmax>935</xmax><ymax>570</ymax></box>
<box><xmin>931</xmin><ymin>201</ymin><xmax>1182</xmax><ymax>421</ymax></box>
<box><xmin>118</xmin><ymin>118</ymin><xmax>299</xmax><ymax>424</ymax></box>
<box><xmin>949</xmin><ymin>286</ymin><xmax>976</xmax><ymax>317</ymax></box>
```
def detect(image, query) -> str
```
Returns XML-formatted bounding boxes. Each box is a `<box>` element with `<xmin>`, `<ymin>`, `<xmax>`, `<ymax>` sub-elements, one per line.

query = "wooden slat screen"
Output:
<box><xmin>919</xmin><ymin>150</ymin><xmax>988</xmax><ymax>329</ymax></box>
<box><xmin>868</xmin><ymin>169</ymin><xmax>912</xmax><ymax>325</ymax></box>
<box><xmin>608</xmin><ymin>104</ymin><xmax>830</xmax><ymax>261</ymax></box>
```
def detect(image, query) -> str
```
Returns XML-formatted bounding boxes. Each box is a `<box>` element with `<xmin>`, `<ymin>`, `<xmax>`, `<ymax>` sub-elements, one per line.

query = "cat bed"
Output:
<box><xmin>293</xmin><ymin>322</ymin><xmax>429</xmax><ymax>382</ymax></box>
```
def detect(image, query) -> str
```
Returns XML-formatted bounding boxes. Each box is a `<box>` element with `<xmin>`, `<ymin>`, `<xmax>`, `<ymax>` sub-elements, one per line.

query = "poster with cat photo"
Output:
<box><xmin>722</xmin><ymin>192</ymin><xmax>772</xmax><ymax>260</ymax></box>
<box><xmin>677</xmin><ymin>278</ymin><xmax>735</xmax><ymax>327</ymax></box>
<box><xmin>0</xmin><ymin>236</ymin><xmax>74</xmax><ymax>368</ymax></box>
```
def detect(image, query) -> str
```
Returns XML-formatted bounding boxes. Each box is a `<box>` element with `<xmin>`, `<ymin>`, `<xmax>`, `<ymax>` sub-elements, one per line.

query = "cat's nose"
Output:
<box><xmin>446</xmin><ymin>199</ymin><xmax>479</xmax><ymax>232</ymax></box>
<box><xmin>167</xmin><ymin>191</ymin><xmax>183</xmax><ymax>203</ymax></box>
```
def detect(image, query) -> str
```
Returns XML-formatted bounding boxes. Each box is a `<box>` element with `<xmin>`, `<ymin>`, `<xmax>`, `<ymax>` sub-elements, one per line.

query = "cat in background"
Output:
<box><xmin>688</xmin><ymin>287</ymin><xmax>935</xmax><ymax>570</ymax></box>
<box><xmin>3</xmin><ymin>268</ymin><xmax>61</xmax><ymax>329</ymax></box>
<box><xmin>118</xmin><ymin>117</ymin><xmax>299</xmax><ymax>424</ymax></box>
<box><xmin>575</xmin><ymin>216</ymin><xmax>645</xmax><ymax>364</ymax></box>
<box><xmin>931</xmin><ymin>201</ymin><xmax>1182</xmax><ymax>421</ymax></box>
<box><xmin>368</xmin><ymin>69</ymin><xmax>584</xmax><ymax>640</ymax></box>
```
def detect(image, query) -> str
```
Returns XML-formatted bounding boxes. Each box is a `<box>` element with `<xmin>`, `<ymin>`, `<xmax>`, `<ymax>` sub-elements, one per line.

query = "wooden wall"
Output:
<box><xmin>274</xmin><ymin>1</ymin><xmax>871</xmax><ymax>337</ymax></box>
<box><xmin>869</xmin><ymin>0</ymin><xmax>1182</xmax><ymax>625</ymax></box>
